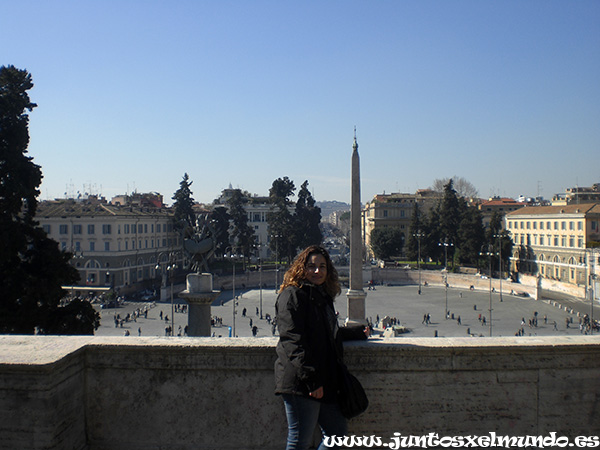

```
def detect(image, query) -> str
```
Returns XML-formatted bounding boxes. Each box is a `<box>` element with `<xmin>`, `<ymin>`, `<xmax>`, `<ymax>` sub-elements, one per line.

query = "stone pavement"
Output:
<box><xmin>94</xmin><ymin>283</ymin><xmax>596</xmax><ymax>339</ymax></box>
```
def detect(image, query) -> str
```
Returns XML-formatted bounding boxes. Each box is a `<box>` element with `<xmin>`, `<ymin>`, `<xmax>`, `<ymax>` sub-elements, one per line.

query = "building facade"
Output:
<box><xmin>36</xmin><ymin>198</ymin><xmax>181</xmax><ymax>294</ymax></box>
<box><xmin>363</xmin><ymin>189</ymin><xmax>441</xmax><ymax>258</ymax></box>
<box><xmin>477</xmin><ymin>197</ymin><xmax>524</xmax><ymax>229</ymax></box>
<box><xmin>505</xmin><ymin>203</ymin><xmax>600</xmax><ymax>287</ymax></box>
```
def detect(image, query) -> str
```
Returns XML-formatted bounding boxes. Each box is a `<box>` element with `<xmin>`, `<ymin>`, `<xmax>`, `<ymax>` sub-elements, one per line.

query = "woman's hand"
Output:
<box><xmin>309</xmin><ymin>386</ymin><xmax>324</xmax><ymax>399</ymax></box>
<box><xmin>364</xmin><ymin>326</ymin><xmax>371</xmax><ymax>338</ymax></box>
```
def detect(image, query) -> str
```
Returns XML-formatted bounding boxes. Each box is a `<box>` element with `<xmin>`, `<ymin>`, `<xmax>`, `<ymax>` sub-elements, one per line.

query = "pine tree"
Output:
<box><xmin>172</xmin><ymin>173</ymin><xmax>196</xmax><ymax>231</ymax></box>
<box><xmin>226</xmin><ymin>189</ymin><xmax>256</xmax><ymax>262</ymax></box>
<box><xmin>293</xmin><ymin>180</ymin><xmax>322</xmax><ymax>250</ymax></box>
<box><xmin>0</xmin><ymin>65</ymin><xmax>99</xmax><ymax>334</ymax></box>
<box><xmin>267</xmin><ymin>177</ymin><xmax>296</xmax><ymax>263</ymax></box>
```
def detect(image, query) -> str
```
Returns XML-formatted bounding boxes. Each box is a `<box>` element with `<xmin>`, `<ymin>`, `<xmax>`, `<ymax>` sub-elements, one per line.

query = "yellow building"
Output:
<box><xmin>505</xmin><ymin>203</ymin><xmax>600</xmax><ymax>286</ymax></box>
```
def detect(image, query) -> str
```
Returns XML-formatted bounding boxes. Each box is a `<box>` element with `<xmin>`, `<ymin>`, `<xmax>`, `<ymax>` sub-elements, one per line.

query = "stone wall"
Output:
<box><xmin>370</xmin><ymin>267</ymin><xmax>538</xmax><ymax>297</ymax></box>
<box><xmin>1</xmin><ymin>336</ymin><xmax>599</xmax><ymax>450</ymax></box>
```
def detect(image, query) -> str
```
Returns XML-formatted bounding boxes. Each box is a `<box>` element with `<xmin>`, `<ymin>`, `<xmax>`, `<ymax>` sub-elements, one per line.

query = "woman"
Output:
<box><xmin>274</xmin><ymin>245</ymin><xmax>368</xmax><ymax>450</ymax></box>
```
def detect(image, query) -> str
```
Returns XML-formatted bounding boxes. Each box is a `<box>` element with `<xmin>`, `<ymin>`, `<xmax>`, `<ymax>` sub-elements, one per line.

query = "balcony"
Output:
<box><xmin>1</xmin><ymin>335</ymin><xmax>599</xmax><ymax>449</ymax></box>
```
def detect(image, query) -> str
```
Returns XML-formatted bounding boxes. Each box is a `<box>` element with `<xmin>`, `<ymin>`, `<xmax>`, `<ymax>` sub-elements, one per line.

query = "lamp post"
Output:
<box><xmin>493</xmin><ymin>233</ymin><xmax>503</xmax><ymax>302</ymax></box>
<box><xmin>156</xmin><ymin>251</ymin><xmax>179</xmax><ymax>336</ymax></box>
<box><xmin>413</xmin><ymin>231</ymin><xmax>424</xmax><ymax>294</ymax></box>
<box><xmin>255</xmin><ymin>241</ymin><xmax>263</xmax><ymax>319</ymax></box>
<box><xmin>226</xmin><ymin>246</ymin><xmax>238</xmax><ymax>337</ymax></box>
<box><xmin>272</xmin><ymin>234</ymin><xmax>281</xmax><ymax>292</ymax></box>
<box><xmin>480</xmin><ymin>244</ymin><xmax>495</xmax><ymax>337</ymax></box>
<box><xmin>588</xmin><ymin>249</ymin><xmax>598</xmax><ymax>335</ymax></box>
<box><xmin>438</xmin><ymin>238</ymin><xmax>453</xmax><ymax>318</ymax></box>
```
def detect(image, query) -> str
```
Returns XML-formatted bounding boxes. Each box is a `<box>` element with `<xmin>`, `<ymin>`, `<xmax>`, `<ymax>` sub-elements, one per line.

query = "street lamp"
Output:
<box><xmin>438</xmin><ymin>238</ymin><xmax>453</xmax><ymax>318</ymax></box>
<box><xmin>226</xmin><ymin>246</ymin><xmax>238</xmax><ymax>337</ymax></box>
<box><xmin>480</xmin><ymin>244</ymin><xmax>495</xmax><ymax>337</ymax></box>
<box><xmin>272</xmin><ymin>234</ymin><xmax>281</xmax><ymax>292</ymax></box>
<box><xmin>156</xmin><ymin>251</ymin><xmax>179</xmax><ymax>336</ymax></box>
<box><xmin>493</xmin><ymin>233</ymin><xmax>503</xmax><ymax>302</ymax></box>
<box><xmin>413</xmin><ymin>231</ymin><xmax>424</xmax><ymax>294</ymax></box>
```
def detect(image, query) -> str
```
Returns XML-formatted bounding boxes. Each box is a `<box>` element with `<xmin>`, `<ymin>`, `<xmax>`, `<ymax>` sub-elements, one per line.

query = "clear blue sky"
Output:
<box><xmin>3</xmin><ymin>1</ymin><xmax>599</xmax><ymax>205</ymax></box>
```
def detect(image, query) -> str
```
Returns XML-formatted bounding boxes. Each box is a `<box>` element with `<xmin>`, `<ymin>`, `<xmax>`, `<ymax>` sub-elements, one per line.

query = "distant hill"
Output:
<box><xmin>316</xmin><ymin>200</ymin><xmax>350</xmax><ymax>219</ymax></box>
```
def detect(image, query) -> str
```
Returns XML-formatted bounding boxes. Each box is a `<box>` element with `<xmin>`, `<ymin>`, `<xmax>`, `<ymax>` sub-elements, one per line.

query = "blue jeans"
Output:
<box><xmin>282</xmin><ymin>394</ymin><xmax>348</xmax><ymax>450</ymax></box>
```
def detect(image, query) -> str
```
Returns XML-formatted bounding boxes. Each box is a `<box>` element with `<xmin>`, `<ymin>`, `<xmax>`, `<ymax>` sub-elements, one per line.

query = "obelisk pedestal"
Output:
<box><xmin>346</xmin><ymin>129</ymin><xmax>367</xmax><ymax>326</ymax></box>
<box><xmin>179</xmin><ymin>273</ymin><xmax>220</xmax><ymax>337</ymax></box>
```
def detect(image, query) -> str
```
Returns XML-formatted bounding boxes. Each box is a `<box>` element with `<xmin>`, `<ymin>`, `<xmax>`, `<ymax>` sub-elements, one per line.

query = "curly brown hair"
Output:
<box><xmin>279</xmin><ymin>245</ymin><xmax>341</xmax><ymax>299</ymax></box>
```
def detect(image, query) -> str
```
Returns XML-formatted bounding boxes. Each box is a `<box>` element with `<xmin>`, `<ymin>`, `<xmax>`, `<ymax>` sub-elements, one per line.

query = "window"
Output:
<box><xmin>61</xmin><ymin>242</ymin><xmax>67</xmax><ymax>250</ymax></box>
<box><xmin>554</xmin><ymin>236</ymin><xmax>559</xmax><ymax>246</ymax></box>
<box><xmin>527</xmin><ymin>222</ymin><xmax>531</xmax><ymax>229</ymax></box>
<box><xmin>540</xmin><ymin>236</ymin><xmax>544</xmax><ymax>245</ymax></box>
<box><xmin>569</xmin><ymin>236</ymin><xmax>574</xmax><ymax>247</ymax></box>
<box><xmin>59</xmin><ymin>224</ymin><xmax>68</xmax><ymax>234</ymax></box>
<box><xmin>578</xmin><ymin>237</ymin><xmax>584</xmax><ymax>248</ymax></box>
<box><xmin>554</xmin><ymin>221</ymin><xmax>558</xmax><ymax>230</ymax></box>
<box><xmin>157</xmin><ymin>224</ymin><xmax>161</xmax><ymax>233</ymax></box>
<box><xmin>75</xmin><ymin>241</ymin><xmax>81</xmax><ymax>252</ymax></box>
<box><xmin>547</xmin><ymin>221</ymin><xmax>551</xmax><ymax>229</ymax></box>
<box><xmin>383</xmin><ymin>210</ymin><xmax>388</xmax><ymax>217</ymax></box>
<box><xmin>102</xmin><ymin>224</ymin><xmax>112</xmax><ymax>234</ymax></box>
<box><xmin>124</xmin><ymin>224</ymin><xmax>129</xmax><ymax>234</ymax></box>
<box><xmin>144</xmin><ymin>224</ymin><xmax>148</xmax><ymax>234</ymax></box>
<box><xmin>569</xmin><ymin>221</ymin><xmax>574</xmax><ymax>231</ymax></box>
<box><xmin>73</xmin><ymin>224</ymin><xmax>82</xmax><ymax>234</ymax></box>
<box><xmin>88</xmin><ymin>224</ymin><xmax>95</xmax><ymax>234</ymax></box>
<box><xmin>561</xmin><ymin>221</ymin><xmax>566</xmax><ymax>230</ymax></box>
<box><xmin>42</xmin><ymin>224</ymin><xmax>51</xmax><ymax>234</ymax></box>
<box><xmin>540</xmin><ymin>222</ymin><xmax>544</xmax><ymax>230</ymax></box>
<box><xmin>561</xmin><ymin>236</ymin><xmax>566</xmax><ymax>247</ymax></box>
<box><xmin>105</xmin><ymin>242</ymin><xmax>110</xmax><ymax>251</ymax></box>
<box><xmin>90</xmin><ymin>242</ymin><xmax>95</xmax><ymax>252</ymax></box>
<box><xmin>578</xmin><ymin>221</ymin><xmax>583</xmax><ymax>231</ymax></box>
<box><xmin>138</xmin><ymin>224</ymin><xmax>143</xmax><ymax>233</ymax></box>
<box><xmin>125</xmin><ymin>241</ymin><xmax>128</xmax><ymax>250</ymax></box>
<box><xmin>533</xmin><ymin>222</ymin><xmax>537</xmax><ymax>230</ymax></box>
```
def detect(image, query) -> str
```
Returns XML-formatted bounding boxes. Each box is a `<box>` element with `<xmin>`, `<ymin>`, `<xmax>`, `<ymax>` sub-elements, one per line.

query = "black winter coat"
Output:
<box><xmin>274</xmin><ymin>283</ymin><xmax>367</xmax><ymax>402</ymax></box>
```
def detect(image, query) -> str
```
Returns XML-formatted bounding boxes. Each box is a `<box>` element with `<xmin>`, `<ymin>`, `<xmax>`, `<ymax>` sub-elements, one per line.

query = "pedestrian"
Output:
<box><xmin>274</xmin><ymin>245</ymin><xmax>369</xmax><ymax>450</ymax></box>
<box><xmin>138</xmin><ymin>327</ymin><xmax>141</xmax><ymax>336</ymax></box>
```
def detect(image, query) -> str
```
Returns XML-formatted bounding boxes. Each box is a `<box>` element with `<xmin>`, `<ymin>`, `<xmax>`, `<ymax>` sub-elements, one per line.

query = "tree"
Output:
<box><xmin>209</xmin><ymin>206</ymin><xmax>231</xmax><ymax>256</ymax></box>
<box><xmin>0</xmin><ymin>65</ymin><xmax>99</xmax><ymax>334</ymax></box>
<box><xmin>226</xmin><ymin>189</ymin><xmax>256</xmax><ymax>262</ymax></box>
<box><xmin>437</xmin><ymin>179</ymin><xmax>465</xmax><ymax>266</ymax></box>
<box><xmin>431</xmin><ymin>176</ymin><xmax>478</xmax><ymax>199</ymax></box>
<box><xmin>370</xmin><ymin>227</ymin><xmax>405</xmax><ymax>260</ymax></box>
<box><xmin>172</xmin><ymin>173</ymin><xmax>196</xmax><ymax>231</ymax></box>
<box><xmin>267</xmin><ymin>177</ymin><xmax>296</xmax><ymax>263</ymax></box>
<box><xmin>405</xmin><ymin>201</ymin><xmax>423</xmax><ymax>262</ymax></box>
<box><xmin>456</xmin><ymin>207</ymin><xmax>485</xmax><ymax>265</ymax></box>
<box><xmin>293</xmin><ymin>180</ymin><xmax>322</xmax><ymax>250</ymax></box>
<box><xmin>422</xmin><ymin>205</ymin><xmax>443</xmax><ymax>264</ymax></box>
<box><xmin>486</xmin><ymin>211</ymin><xmax>514</xmax><ymax>273</ymax></box>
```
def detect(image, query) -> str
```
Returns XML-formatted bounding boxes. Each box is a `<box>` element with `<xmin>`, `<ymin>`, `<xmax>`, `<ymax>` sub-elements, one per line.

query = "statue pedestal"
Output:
<box><xmin>179</xmin><ymin>273</ymin><xmax>220</xmax><ymax>337</ymax></box>
<box><xmin>346</xmin><ymin>289</ymin><xmax>367</xmax><ymax>326</ymax></box>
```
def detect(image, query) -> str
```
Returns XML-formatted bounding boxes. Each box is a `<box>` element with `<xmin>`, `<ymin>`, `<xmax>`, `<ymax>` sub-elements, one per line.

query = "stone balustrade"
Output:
<box><xmin>1</xmin><ymin>335</ymin><xmax>599</xmax><ymax>450</ymax></box>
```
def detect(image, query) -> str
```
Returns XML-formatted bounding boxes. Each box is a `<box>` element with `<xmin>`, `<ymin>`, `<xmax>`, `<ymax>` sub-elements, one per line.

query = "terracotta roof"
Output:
<box><xmin>505</xmin><ymin>203</ymin><xmax>600</xmax><ymax>216</ymax></box>
<box><xmin>37</xmin><ymin>200</ymin><xmax>172</xmax><ymax>218</ymax></box>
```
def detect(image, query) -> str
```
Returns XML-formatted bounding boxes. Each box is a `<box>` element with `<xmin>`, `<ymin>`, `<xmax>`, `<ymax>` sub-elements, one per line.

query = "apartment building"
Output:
<box><xmin>505</xmin><ymin>203</ymin><xmax>600</xmax><ymax>286</ymax></box>
<box><xmin>36</xmin><ymin>197</ymin><xmax>180</xmax><ymax>293</ymax></box>
<box><xmin>477</xmin><ymin>197</ymin><xmax>524</xmax><ymax>228</ymax></box>
<box><xmin>363</xmin><ymin>189</ymin><xmax>441</xmax><ymax>258</ymax></box>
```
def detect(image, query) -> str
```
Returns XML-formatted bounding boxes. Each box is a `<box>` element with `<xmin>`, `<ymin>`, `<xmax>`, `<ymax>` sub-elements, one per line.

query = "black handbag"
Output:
<box><xmin>337</xmin><ymin>362</ymin><xmax>369</xmax><ymax>419</ymax></box>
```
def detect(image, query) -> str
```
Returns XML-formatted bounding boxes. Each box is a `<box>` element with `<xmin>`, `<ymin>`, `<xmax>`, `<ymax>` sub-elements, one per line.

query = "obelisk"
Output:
<box><xmin>346</xmin><ymin>128</ymin><xmax>367</xmax><ymax>325</ymax></box>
